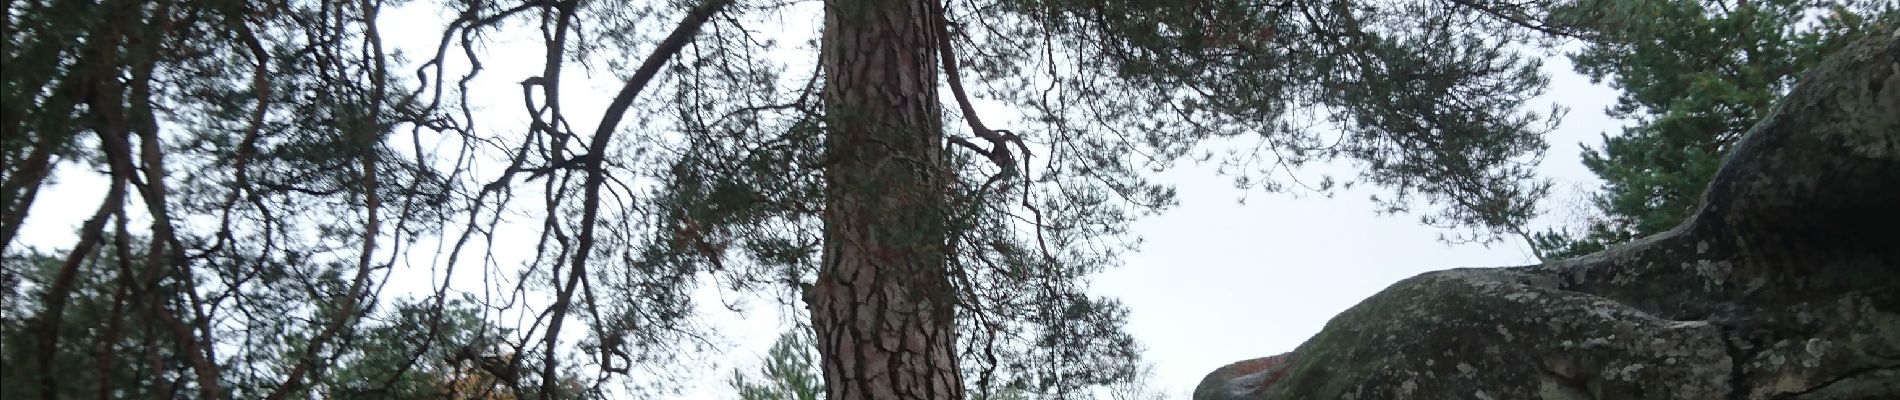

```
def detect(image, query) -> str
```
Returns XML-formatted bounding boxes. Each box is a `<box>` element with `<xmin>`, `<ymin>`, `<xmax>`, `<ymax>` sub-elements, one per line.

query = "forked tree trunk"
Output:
<box><xmin>809</xmin><ymin>0</ymin><xmax>964</xmax><ymax>399</ymax></box>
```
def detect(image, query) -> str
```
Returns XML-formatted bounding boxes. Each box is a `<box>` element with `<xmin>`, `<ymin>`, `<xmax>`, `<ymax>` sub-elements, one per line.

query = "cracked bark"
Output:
<box><xmin>809</xmin><ymin>0</ymin><xmax>963</xmax><ymax>399</ymax></box>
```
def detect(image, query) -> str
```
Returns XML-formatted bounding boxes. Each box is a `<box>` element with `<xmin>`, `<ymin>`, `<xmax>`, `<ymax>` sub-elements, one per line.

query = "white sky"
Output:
<box><xmin>1088</xmin><ymin>54</ymin><xmax>1625</xmax><ymax>398</ymax></box>
<box><xmin>10</xmin><ymin>3</ymin><xmax>1627</xmax><ymax>398</ymax></box>
<box><xmin>681</xmin><ymin>21</ymin><xmax>1627</xmax><ymax>400</ymax></box>
<box><xmin>682</xmin><ymin>37</ymin><xmax>1627</xmax><ymax>397</ymax></box>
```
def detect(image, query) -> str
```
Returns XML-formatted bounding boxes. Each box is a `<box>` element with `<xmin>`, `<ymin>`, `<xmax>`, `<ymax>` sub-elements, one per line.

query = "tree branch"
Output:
<box><xmin>930</xmin><ymin>0</ymin><xmax>1019</xmax><ymax>172</ymax></box>
<box><xmin>541</xmin><ymin>0</ymin><xmax>734</xmax><ymax>396</ymax></box>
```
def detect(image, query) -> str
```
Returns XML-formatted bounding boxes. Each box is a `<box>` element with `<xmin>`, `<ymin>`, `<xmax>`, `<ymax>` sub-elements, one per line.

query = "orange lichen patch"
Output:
<box><xmin>1224</xmin><ymin>352</ymin><xmax>1293</xmax><ymax>377</ymax></box>
<box><xmin>1196</xmin><ymin>352</ymin><xmax>1297</xmax><ymax>400</ymax></box>
<box><xmin>1231</xmin><ymin>352</ymin><xmax>1295</xmax><ymax>395</ymax></box>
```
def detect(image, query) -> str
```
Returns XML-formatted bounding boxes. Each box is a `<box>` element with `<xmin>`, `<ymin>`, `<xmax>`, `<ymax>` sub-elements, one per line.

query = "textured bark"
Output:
<box><xmin>1197</xmin><ymin>28</ymin><xmax>1900</xmax><ymax>400</ymax></box>
<box><xmin>809</xmin><ymin>0</ymin><xmax>964</xmax><ymax>399</ymax></box>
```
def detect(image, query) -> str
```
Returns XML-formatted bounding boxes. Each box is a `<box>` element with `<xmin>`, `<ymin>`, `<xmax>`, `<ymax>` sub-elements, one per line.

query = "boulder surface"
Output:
<box><xmin>1196</xmin><ymin>28</ymin><xmax>1900</xmax><ymax>400</ymax></box>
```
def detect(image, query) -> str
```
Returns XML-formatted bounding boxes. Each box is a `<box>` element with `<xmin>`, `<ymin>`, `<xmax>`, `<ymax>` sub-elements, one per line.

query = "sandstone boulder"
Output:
<box><xmin>1196</xmin><ymin>28</ymin><xmax>1900</xmax><ymax>400</ymax></box>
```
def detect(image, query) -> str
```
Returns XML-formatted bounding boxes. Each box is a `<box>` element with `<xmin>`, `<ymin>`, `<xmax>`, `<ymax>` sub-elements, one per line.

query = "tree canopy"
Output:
<box><xmin>0</xmin><ymin>0</ymin><xmax>1818</xmax><ymax>398</ymax></box>
<box><xmin>1531</xmin><ymin>0</ymin><xmax>1896</xmax><ymax>259</ymax></box>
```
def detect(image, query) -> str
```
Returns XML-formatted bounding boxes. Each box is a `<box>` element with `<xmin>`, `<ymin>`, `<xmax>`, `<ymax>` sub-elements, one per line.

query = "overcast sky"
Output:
<box><xmin>690</xmin><ymin>57</ymin><xmax>1621</xmax><ymax>398</ymax></box>
<box><xmin>12</xmin><ymin>3</ymin><xmax>1629</xmax><ymax>398</ymax></box>
<box><xmin>1094</xmin><ymin>60</ymin><xmax>1617</xmax><ymax>394</ymax></box>
<box><xmin>677</xmin><ymin>34</ymin><xmax>1627</xmax><ymax>396</ymax></box>
<box><xmin>676</xmin><ymin>18</ymin><xmax>1629</xmax><ymax>398</ymax></box>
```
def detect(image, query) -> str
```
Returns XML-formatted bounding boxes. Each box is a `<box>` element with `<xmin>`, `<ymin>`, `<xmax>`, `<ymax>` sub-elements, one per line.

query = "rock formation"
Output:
<box><xmin>1196</xmin><ymin>28</ymin><xmax>1900</xmax><ymax>400</ymax></box>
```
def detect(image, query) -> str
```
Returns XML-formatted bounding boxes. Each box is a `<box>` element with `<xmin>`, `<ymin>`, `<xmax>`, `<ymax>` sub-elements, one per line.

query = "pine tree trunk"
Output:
<box><xmin>810</xmin><ymin>0</ymin><xmax>963</xmax><ymax>399</ymax></box>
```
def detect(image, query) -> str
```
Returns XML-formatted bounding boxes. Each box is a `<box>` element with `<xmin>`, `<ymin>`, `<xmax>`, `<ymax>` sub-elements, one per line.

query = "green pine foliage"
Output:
<box><xmin>729</xmin><ymin>329</ymin><xmax>824</xmax><ymax>400</ymax></box>
<box><xmin>10</xmin><ymin>0</ymin><xmax>1818</xmax><ymax>397</ymax></box>
<box><xmin>726</xmin><ymin>327</ymin><xmax>1170</xmax><ymax>400</ymax></box>
<box><xmin>1532</xmin><ymin>0</ymin><xmax>1897</xmax><ymax>258</ymax></box>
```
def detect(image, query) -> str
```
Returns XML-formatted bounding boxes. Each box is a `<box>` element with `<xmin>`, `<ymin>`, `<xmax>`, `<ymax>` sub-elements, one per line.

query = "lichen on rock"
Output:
<box><xmin>1197</xmin><ymin>353</ymin><xmax>1296</xmax><ymax>400</ymax></box>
